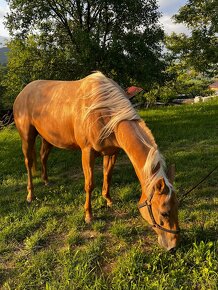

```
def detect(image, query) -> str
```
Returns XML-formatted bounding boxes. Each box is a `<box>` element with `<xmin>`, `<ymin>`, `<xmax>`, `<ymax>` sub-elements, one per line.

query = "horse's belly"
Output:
<box><xmin>34</xmin><ymin>120</ymin><xmax>79</xmax><ymax>150</ymax></box>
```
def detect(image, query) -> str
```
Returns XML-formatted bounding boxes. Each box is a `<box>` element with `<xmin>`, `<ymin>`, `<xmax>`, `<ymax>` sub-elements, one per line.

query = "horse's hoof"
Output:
<box><xmin>85</xmin><ymin>215</ymin><xmax>92</xmax><ymax>224</ymax></box>
<box><xmin>26</xmin><ymin>195</ymin><xmax>34</xmax><ymax>203</ymax></box>
<box><xmin>107</xmin><ymin>201</ymin><xmax>113</xmax><ymax>208</ymax></box>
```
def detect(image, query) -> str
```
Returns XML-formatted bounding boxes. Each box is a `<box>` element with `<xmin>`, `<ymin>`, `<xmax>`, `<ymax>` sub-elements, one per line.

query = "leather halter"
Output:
<box><xmin>138</xmin><ymin>193</ymin><xmax>180</xmax><ymax>235</ymax></box>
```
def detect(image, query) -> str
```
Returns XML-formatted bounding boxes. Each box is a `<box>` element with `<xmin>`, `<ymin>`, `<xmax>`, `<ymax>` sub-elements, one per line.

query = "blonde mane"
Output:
<box><xmin>135</xmin><ymin>121</ymin><xmax>173</xmax><ymax>197</ymax></box>
<box><xmin>81</xmin><ymin>71</ymin><xmax>140</xmax><ymax>140</ymax></box>
<box><xmin>81</xmin><ymin>72</ymin><xmax>172</xmax><ymax>196</ymax></box>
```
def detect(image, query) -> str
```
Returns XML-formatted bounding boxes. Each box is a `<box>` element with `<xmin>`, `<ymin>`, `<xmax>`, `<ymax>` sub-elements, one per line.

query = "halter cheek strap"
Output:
<box><xmin>138</xmin><ymin>200</ymin><xmax>180</xmax><ymax>235</ymax></box>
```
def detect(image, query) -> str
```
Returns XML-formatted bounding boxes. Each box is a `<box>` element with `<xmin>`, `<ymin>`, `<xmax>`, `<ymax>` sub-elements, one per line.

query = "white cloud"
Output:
<box><xmin>157</xmin><ymin>0</ymin><xmax>190</xmax><ymax>34</ymax></box>
<box><xmin>160</xmin><ymin>15</ymin><xmax>190</xmax><ymax>35</ymax></box>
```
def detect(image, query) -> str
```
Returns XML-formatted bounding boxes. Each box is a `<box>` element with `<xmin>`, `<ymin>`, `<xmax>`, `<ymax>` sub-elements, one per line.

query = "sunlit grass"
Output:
<box><xmin>0</xmin><ymin>98</ymin><xmax>217</xmax><ymax>289</ymax></box>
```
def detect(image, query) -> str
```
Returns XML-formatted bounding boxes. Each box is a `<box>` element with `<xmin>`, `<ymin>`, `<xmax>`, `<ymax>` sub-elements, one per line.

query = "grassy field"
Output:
<box><xmin>0</xmin><ymin>98</ymin><xmax>217</xmax><ymax>289</ymax></box>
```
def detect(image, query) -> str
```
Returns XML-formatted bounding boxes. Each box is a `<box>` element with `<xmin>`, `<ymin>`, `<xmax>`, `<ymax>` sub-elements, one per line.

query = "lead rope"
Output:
<box><xmin>179</xmin><ymin>165</ymin><xmax>218</xmax><ymax>202</ymax></box>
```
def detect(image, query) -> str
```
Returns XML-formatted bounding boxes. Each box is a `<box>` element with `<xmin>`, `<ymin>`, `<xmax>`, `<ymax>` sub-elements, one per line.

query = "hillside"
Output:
<box><xmin>0</xmin><ymin>46</ymin><xmax>9</xmax><ymax>65</ymax></box>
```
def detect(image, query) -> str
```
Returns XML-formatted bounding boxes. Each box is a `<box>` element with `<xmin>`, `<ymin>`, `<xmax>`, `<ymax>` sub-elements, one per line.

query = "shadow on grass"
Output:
<box><xmin>180</xmin><ymin>225</ymin><xmax>217</xmax><ymax>250</ymax></box>
<box><xmin>0</xmin><ymin>143</ymin><xmax>138</xmax><ymax>220</ymax></box>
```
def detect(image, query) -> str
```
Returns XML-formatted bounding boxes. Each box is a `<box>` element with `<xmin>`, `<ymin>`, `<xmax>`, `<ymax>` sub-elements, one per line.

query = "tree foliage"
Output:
<box><xmin>4</xmin><ymin>0</ymin><xmax>165</xmax><ymax>102</ymax></box>
<box><xmin>166</xmin><ymin>0</ymin><xmax>217</xmax><ymax>76</ymax></box>
<box><xmin>0</xmin><ymin>64</ymin><xmax>7</xmax><ymax>110</ymax></box>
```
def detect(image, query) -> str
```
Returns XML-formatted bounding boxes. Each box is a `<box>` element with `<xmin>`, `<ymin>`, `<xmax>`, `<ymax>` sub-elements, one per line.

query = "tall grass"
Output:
<box><xmin>0</xmin><ymin>98</ymin><xmax>217</xmax><ymax>289</ymax></box>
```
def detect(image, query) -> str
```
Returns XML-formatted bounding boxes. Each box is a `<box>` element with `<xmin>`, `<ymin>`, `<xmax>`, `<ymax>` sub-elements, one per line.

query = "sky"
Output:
<box><xmin>0</xmin><ymin>0</ymin><xmax>9</xmax><ymax>38</ymax></box>
<box><xmin>0</xmin><ymin>0</ymin><xmax>189</xmax><ymax>39</ymax></box>
<box><xmin>158</xmin><ymin>0</ymin><xmax>189</xmax><ymax>34</ymax></box>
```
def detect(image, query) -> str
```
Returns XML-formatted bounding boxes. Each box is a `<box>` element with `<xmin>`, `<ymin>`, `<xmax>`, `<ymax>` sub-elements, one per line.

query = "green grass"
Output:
<box><xmin>0</xmin><ymin>98</ymin><xmax>217</xmax><ymax>289</ymax></box>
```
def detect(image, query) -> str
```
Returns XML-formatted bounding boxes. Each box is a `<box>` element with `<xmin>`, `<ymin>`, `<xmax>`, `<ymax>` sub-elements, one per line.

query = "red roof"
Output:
<box><xmin>126</xmin><ymin>86</ymin><xmax>143</xmax><ymax>99</ymax></box>
<box><xmin>209</xmin><ymin>81</ymin><xmax>218</xmax><ymax>89</ymax></box>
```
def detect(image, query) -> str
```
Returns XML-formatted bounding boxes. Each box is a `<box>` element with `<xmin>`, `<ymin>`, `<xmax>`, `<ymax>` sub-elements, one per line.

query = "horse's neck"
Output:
<box><xmin>115</xmin><ymin>120</ymin><xmax>157</xmax><ymax>189</ymax></box>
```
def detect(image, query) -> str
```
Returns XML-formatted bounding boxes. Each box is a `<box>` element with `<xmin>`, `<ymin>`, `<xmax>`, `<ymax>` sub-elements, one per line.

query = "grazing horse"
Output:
<box><xmin>13</xmin><ymin>72</ymin><xmax>180</xmax><ymax>250</ymax></box>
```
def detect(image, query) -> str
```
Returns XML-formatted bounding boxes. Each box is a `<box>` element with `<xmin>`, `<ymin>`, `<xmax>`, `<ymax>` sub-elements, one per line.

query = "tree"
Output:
<box><xmin>166</xmin><ymin>0</ymin><xmax>217</xmax><ymax>76</ymax></box>
<box><xmin>4</xmin><ymin>0</ymin><xmax>165</xmax><ymax>102</ymax></box>
<box><xmin>0</xmin><ymin>64</ymin><xmax>8</xmax><ymax>110</ymax></box>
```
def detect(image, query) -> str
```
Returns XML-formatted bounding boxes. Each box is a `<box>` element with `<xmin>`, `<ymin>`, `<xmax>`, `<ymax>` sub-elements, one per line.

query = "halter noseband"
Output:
<box><xmin>138</xmin><ymin>193</ymin><xmax>180</xmax><ymax>235</ymax></box>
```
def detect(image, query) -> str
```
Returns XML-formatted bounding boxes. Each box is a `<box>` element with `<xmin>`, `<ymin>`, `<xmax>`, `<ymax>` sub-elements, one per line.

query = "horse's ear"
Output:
<box><xmin>156</xmin><ymin>178</ymin><xmax>165</xmax><ymax>194</ymax></box>
<box><xmin>167</xmin><ymin>164</ymin><xmax>175</xmax><ymax>184</ymax></box>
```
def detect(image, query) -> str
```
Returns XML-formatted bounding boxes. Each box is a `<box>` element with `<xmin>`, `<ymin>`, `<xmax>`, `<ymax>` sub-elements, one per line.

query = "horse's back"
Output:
<box><xmin>14</xmin><ymin>79</ymin><xmax>80</xmax><ymax>111</ymax></box>
<box><xmin>13</xmin><ymin>79</ymin><xmax>83</xmax><ymax>148</ymax></box>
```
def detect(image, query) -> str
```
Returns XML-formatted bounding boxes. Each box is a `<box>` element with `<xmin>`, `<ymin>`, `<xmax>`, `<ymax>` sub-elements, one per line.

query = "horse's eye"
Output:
<box><xmin>161</xmin><ymin>212</ymin><xmax>170</xmax><ymax>218</ymax></box>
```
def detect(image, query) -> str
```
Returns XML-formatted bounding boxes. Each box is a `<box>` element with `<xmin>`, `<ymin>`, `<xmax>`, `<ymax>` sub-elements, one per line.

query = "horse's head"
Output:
<box><xmin>138</xmin><ymin>165</ymin><xmax>180</xmax><ymax>251</ymax></box>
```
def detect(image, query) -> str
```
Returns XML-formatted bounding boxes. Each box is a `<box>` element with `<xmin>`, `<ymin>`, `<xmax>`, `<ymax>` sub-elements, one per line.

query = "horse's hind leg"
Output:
<box><xmin>21</xmin><ymin>126</ymin><xmax>38</xmax><ymax>202</ymax></box>
<box><xmin>102</xmin><ymin>153</ymin><xmax>118</xmax><ymax>207</ymax></box>
<box><xmin>32</xmin><ymin>142</ymin><xmax>37</xmax><ymax>176</ymax></box>
<box><xmin>40</xmin><ymin>138</ymin><xmax>53</xmax><ymax>185</ymax></box>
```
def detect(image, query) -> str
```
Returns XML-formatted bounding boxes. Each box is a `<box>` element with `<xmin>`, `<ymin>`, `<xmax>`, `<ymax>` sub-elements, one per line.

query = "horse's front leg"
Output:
<box><xmin>82</xmin><ymin>147</ymin><xmax>95</xmax><ymax>223</ymax></box>
<box><xmin>102</xmin><ymin>153</ymin><xmax>118</xmax><ymax>207</ymax></box>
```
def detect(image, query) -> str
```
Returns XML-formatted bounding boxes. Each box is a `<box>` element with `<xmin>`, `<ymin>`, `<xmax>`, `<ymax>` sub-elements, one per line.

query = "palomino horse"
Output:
<box><xmin>13</xmin><ymin>72</ymin><xmax>180</xmax><ymax>250</ymax></box>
